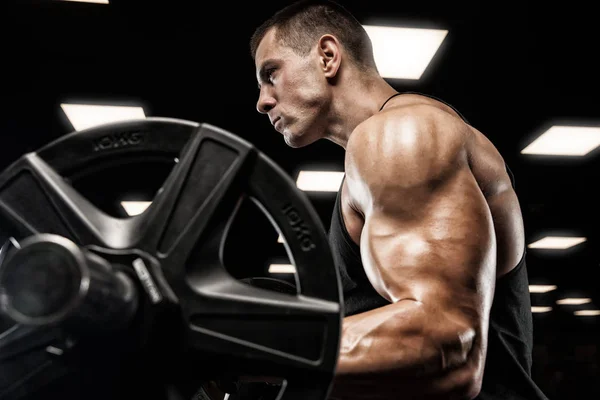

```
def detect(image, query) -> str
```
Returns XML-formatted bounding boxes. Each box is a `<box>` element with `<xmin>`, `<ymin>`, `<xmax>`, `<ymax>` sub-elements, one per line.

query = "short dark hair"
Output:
<box><xmin>250</xmin><ymin>0</ymin><xmax>377</xmax><ymax>71</ymax></box>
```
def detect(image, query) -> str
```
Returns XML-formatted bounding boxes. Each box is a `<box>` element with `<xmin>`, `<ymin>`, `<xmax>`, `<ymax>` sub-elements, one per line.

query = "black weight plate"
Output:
<box><xmin>0</xmin><ymin>118</ymin><xmax>342</xmax><ymax>400</ymax></box>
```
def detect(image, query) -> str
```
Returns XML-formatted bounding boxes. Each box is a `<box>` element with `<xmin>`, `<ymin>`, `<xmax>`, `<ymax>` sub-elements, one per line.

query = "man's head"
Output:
<box><xmin>250</xmin><ymin>0</ymin><xmax>378</xmax><ymax>148</ymax></box>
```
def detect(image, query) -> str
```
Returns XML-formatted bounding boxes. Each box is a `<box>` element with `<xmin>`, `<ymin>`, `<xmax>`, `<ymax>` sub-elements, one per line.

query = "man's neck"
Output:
<box><xmin>324</xmin><ymin>74</ymin><xmax>398</xmax><ymax>149</ymax></box>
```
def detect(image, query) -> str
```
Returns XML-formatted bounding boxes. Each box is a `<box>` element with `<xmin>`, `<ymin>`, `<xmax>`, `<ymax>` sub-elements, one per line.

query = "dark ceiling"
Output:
<box><xmin>2</xmin><ymin>0</ymin><xmax>599</xmax><ymax>334</ymax></box>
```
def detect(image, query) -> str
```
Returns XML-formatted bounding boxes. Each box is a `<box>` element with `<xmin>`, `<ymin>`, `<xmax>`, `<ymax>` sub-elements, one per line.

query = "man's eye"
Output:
<box><xmin>266</xmin><ymin>68</ymin><xmax>275</xmax><ymax>82</ymax></box>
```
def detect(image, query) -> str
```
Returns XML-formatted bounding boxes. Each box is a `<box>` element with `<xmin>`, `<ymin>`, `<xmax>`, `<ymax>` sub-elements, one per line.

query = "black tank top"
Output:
<box><xmin>328</xmin><ymin>93</ymin><xmax>549</xmax><ymax>399</ymax></box>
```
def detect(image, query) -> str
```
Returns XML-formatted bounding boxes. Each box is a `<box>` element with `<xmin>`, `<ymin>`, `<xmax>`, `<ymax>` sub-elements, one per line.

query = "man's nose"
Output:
<box><xmin>256</xmin><ymin>90</ymin><xmax>275</xmax><ymax>114</ymax></box>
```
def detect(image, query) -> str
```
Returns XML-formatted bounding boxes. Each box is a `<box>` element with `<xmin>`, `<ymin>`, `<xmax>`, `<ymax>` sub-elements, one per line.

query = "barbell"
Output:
<box><xmin>0</xmin><ymin>118</ymin><xmax>343</xmax><ymax>400</ymax></box>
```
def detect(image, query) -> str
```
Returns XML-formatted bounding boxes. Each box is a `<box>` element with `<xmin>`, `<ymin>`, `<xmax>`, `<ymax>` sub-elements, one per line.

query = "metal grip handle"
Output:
<box><xmin>70</xmin><ymin>250</ymin><xmax>139</xmax><ymax>333</ymax></box>
<box><xmin>0</xmin><ymin>234</ymin><xmax>139</xmax><ymax>334</ymax></box>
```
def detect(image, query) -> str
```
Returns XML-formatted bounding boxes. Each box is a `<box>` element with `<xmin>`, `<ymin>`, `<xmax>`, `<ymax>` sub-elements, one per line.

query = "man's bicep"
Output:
<box><xmin>347</xmin><ymin>108</ymin><xmax>497</xmax><ymax>322</ymax></box>
<box><xmin>359</xmin><ymin>165</ymin><xmax>497</xmax><ymax>322</ymax></box>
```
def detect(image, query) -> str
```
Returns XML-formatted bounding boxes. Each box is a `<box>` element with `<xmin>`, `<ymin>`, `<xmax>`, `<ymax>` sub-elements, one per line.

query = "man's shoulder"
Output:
<box><xmin>349</xmin><ymin>101</ymin><xmax>470</xmax><ymax>158</ymax></box>
<box><xmin>345</xmin><ymin>106</ymin><xmax>473</xmax><ymax>195</ymax></box>
<box><xmin>389</xmin><ymin>92</ymin><xmax>468</xmax><ymax>121</ymax></box>
<box><xmin>386</xmin><ymin>98</ymin><xmax>464</xmax><ymax>124</ymax></box>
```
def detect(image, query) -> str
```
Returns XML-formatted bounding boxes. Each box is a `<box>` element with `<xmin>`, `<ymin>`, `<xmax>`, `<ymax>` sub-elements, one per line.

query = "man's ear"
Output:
<box><xmin>318</xmin><ymin>34</ymin><xmax>341</xmax><ymax>78</ymax></box>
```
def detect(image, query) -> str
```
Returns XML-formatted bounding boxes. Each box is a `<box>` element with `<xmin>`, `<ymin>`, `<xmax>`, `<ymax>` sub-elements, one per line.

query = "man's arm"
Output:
<box><xmin>330</xmin><ymin>106</ymin><xmax>497</xmax><ymax>399</ymax></box>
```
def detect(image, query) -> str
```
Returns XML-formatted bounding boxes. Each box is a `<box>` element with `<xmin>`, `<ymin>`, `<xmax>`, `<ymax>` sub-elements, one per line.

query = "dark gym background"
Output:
<box><xmin>2</xmin><ymin>0</ymin><xmax>599</xmax><ymax>399</ymax></box>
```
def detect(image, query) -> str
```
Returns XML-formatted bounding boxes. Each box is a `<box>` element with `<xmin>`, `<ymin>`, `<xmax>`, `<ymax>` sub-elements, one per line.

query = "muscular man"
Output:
<box><xmin>250</xmin><ymin>1</ymin><xmax>549</xmax><ymax>399</ymax></box>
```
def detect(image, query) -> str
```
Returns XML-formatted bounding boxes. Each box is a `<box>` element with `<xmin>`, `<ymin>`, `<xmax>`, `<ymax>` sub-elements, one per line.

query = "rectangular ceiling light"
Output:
<box><xmin>296</xmin><ymin>171</ymin><xmax>344</xmax><ymax>192</ymax></box>
<box><xmin>528</xmin><ymin>236</ymin><xmax>587</xmax><ymax>249</ymax></box>
<box><xmin>121</xmin><ymin>201</ymin><xmax>152</xmax><ymax>216</ymax></box>
<box><xmin>268</xmin><ymin>264</ymin><xmax>296</xmax><ymax>274</ymax></box>
<box><xmin>531</xmin><ymin>306</ymin><xmax>552</xmax><ymax>313</ymax></box>
<box><xmin>521</xmin><ymin>126</ymin><xmax>600</xmax><ymax>156</ymax></box>
<box><xmin>362</xmin><ymin>25</ymin><xmax>448</xmax><ymax>80</ymax></box>
<box><xmin>556</xmin><ymin>298</ymin><xmax>591</xmax><ymax>305</ymax></box>
<box><xmin>529</xmin><ymin>285</ymin><xmax>557</xmax><ymax>293</ymax></box>
<box><xmin>574</xmin><ymin>310</ymin><xmax>600</xmax><ymax>316</ymax></box>
<box><xmin>61</xmin><ymin>103</ymin><xmax>146</xmax><ymax>131</ymax></box>
<box><xmin>61</xmin><ymin>0</ymin><xmax>109</xmax><ymax>3</ymax></box>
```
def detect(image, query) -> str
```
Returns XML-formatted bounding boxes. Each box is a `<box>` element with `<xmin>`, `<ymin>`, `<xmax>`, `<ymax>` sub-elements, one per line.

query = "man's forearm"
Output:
<box><xmin>336</xmin><ymin>299</ymin><xmax>458</xmax><ymax>376</ymax></box>
<box><xmin>329</xmin><ymin>300</ymin><xmax>476</xmax><ymax>399</ymax></box>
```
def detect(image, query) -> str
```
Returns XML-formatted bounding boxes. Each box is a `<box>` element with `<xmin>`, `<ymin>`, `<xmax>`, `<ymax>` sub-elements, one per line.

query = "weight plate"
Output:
<box><xmin>0</xmin><ymin>118</ymin><xmax>342</xmax><ymax>400</ymax></box>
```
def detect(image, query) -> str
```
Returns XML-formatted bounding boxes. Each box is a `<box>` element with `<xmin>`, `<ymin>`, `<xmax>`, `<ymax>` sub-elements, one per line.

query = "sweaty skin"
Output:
<box><xmin>253</xmin><ymin>25</ymin><xmax>525</xmax><ymax>400</ymax></box>
<box><xmin>329</xmin><ymin>98</ymin><xmax>525</xmax><ymax>400</ymax></box>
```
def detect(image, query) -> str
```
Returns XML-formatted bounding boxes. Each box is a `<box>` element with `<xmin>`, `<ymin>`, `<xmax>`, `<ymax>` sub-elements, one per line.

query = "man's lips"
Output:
<box><xmin>273</xmin><ymin>117</ymin><xmax>281</xmax><ymax>130</ymax></box>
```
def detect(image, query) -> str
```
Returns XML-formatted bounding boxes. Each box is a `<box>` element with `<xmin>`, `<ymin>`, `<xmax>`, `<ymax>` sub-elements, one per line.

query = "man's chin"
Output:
<box><xmin>283</xmin><ymin>131</ymin><xmax>314</xmax><ymax>148</ymax></box>
<box><xmin>283</xmin><ymin>133</ymin><xmax>302</xmax><ymax>148</ymax></box>
<box><xmin>284</xmin><ymin>139</ymin><xmax>303</xmax><ymax>148</ymax></box>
